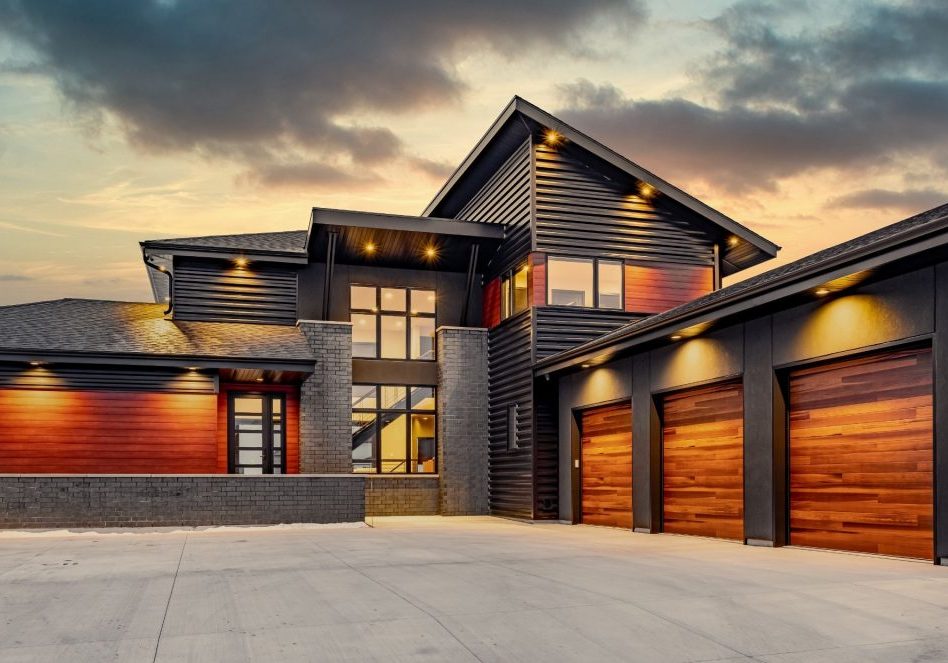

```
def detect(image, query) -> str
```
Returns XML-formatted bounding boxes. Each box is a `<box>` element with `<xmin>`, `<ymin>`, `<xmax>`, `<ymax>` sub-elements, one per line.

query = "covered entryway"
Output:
<box><xmin>662</xmin><ymin>381</ymin><xmax>744</xmax><ymax>540</ymax></box>
<box><xmin>580</xmin><ymin>402</ymin><xmax>632</xmax><ymax>528</ymax></box>
<box><xmin>789</xmin><ymin>348</ymin><xmax>933</xmax><ymax>559</ymax></box>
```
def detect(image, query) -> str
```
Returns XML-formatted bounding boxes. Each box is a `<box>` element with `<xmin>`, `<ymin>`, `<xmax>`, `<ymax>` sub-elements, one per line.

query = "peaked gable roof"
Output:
<box><xmin>424</xmin><ymin>96</ymin><xmax>779</xmax><ymax>274</ymax></box>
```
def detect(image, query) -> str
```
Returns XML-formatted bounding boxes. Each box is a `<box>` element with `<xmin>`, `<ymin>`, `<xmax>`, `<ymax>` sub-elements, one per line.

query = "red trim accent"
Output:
<box><xmin>483</xmin><ymin>277</ymin><xmax>501</xmax><ymax>328</ymax></box>
<box><xmin>529</xmin><ymin>253</ymin><xmax>546</xmax><ymax>307</ymax></box>
<box><xmin>625</xmin><ymin>262</ymin><xmax>713</xmax><ymax>314</ymax></box>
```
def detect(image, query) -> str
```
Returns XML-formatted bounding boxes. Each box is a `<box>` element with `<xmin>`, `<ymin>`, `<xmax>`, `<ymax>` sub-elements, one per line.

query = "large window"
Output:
<box><xmin>351</xmin><ymin>286</ymin><xmax>436</xmax><ymax>360</ymax></box>
<box><xmin>352</xmin><ymin>385</ymin><xmax>437</xmax><ymax>473</ymax></box>
<box><xmin>547</xmin><ymin>257</ymin><xmax>624</xmax><ymax>309</ymax></box>
<box><xmin>499</xmin><ymin>263</ymin><xmax>530</xmax><ymax>321</ymax></box>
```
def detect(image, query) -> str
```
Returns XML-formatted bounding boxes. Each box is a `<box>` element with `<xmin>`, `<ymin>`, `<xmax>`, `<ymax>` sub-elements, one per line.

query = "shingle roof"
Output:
<box><xmin>0</xmin><ymin>299</ymin><xmax>315</xmax><ymax>363</ymax></box>
<box><xmin>141</xmin><ymin>230</ymin><xmax>307</xmax><ymax>255</ymax></box>
<box><xmin>538</xmin><ymin>201</ymin><xmax>948</xmax><ymax>370</ymax></box>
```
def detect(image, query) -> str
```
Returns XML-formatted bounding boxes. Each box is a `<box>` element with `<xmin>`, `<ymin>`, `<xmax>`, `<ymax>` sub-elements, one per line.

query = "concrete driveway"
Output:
<box><xmin>0</xmin><ymin>517</ymin><xmax>946</xmax><ymax>662</ymax></box>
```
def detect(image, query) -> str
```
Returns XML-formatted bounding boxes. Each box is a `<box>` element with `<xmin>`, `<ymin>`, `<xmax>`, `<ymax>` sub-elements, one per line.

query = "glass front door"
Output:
<box><xmin>229</xmin><ymin>394</ymin><xmax>285</xmax><ymax>474</ymax></box>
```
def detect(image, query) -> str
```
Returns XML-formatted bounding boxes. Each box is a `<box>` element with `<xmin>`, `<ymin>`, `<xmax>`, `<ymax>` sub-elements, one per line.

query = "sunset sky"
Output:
<box><xmin>1</xmin><ymin>0</ymin><xmax>945</xmax><ymax>305</ymax></box>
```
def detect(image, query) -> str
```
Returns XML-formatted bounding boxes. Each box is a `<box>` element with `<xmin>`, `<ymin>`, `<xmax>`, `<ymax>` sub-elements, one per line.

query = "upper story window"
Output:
<box><xmin>350</xmin><ymin>285</ymin><xmax>436</xmax><ymax>360</ymax></box>
<box><xmin>547</xmin><ymin>257</ymin><xmax>623</xmax><ymax>310</ymax></box>
<box><xmin>500</xmin><ymin>264</ymin><xmax>529</xmax><ymax>321</ymax></box>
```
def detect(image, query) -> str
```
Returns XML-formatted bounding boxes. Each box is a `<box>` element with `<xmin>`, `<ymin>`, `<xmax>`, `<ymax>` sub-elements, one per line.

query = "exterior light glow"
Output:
<box><xmin>543</xmin><ymin>128</ymin><xmax>564</xmax><ymax>146</ymax></box>
<box><xmin>186</xmin><ymin>366</ymin><xmax>198</xmax><ymax>371</ymax></box>
<box><xmin>255</xmin><ymin>377</ymin><xmax>264</xmax><ymax>382</ymax></box>
<box><xmin>638</xmin><ymin>182</ymin><xmax>657</xmax><ymax>199</ymax></box>
<box><xmin>581</xmin><ymin>363</ymin><xmax>591</xmax><ymax>369</ymax></box>
<box><xmin>29</xmin><ymin>361</ymin><xmax>44</xmax><ymax>367</ymax></box>
<box><xmin>234</xmin><ymin>257</ymin><xmax>249</xmax><ymax>268</ymax></box>
<box><xmin>671</xmin><ymin>334</ymin><xmax>683</xmax><ymax>341</ymax></box>
<box><xmin>815</xmin><ymin>288</ymin><xmax>830</xmax><ymax>296</ymax></box>
<box><xmin>728</xmin><ymin>236</ymin><xmax>739</xmax><ymax>247</ymax></box>
<box><xmin>424</xmin><ymin>245</ymin><xmax>437</xmax><ymax>260</ymax></box>
<box><xmin>364</xmin><ymin>242</ymin><xmax>376</xmax><ymax>255</ymax></box>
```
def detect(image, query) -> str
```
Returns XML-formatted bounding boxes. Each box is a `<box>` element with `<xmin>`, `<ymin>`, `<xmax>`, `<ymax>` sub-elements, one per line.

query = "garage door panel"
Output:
<box><xmin>581</xmin><ymin>403</ymin><xmax>632</xmax><ymax>529</ymax></box>
<box><xmin>662</xmin><ymin>381</ymin><xmax>744</xmax><ymax>541</ymax></box>
<box><xmin>789</xmin><ymin>348</ymin><xmax>933</xmax><ymax>559</ymax></box>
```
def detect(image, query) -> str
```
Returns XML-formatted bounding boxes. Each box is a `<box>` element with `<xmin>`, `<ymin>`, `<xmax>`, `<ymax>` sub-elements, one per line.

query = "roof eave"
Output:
<box><xmin>0</xmin><ymin>350</ymin><xmax>316</xmax><ymax>372</ymax></box>
<box><xmin>140</xmin><ymin>243</ymin><xmax>309</xmax><ymax>264</ymax></box>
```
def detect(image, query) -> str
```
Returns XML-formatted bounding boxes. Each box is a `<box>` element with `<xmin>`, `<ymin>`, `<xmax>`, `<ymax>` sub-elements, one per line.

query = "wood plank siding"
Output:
<box><xmin>173</xmin><ymin>257</ymin><xmax>299</xmax><ymax>325</ymax></box>
<box><xmin>662</xmin><ymin>381</ymin><xmax>744</xmax><ymax>540</ymax></box>
<box><xmin>487</xmin><ymin>310</ymin><xmax>535</xmax><ymax>518</ymax></box>
<box><xmin>455</xmin><ymin>138</ymin><xmax>532</xmax><ymax>278</ymax></box>
<box><xmin>533</xmin><ymin>143</ymin><xmax>716</xmax><ymax>265</ymax></box>
<box><xmin>625</xmin><ymin>262</ymin><xmax>714</xmax><ymax>314</ymax></box>
<box><xmin>581</xmin><ymin>402</ymin><xmax>633</xmax><ymax>528</ymax></box>
<box><xmin>789</xmin><ymin>348</ymin><xmax>933</xmax><ymax>559</ymax></box>
<box><xmin>0</xmin><ymin>389</ymin><xmax>219</xmax><ymax>473</ymax></box>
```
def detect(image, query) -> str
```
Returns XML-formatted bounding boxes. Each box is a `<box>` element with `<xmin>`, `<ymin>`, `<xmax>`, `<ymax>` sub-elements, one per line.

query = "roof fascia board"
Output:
<box><xmin>141</xmin><ymin>245</ymin><xmax>308</xmax><ymax>264</ymax></box>
<box><xmin>536</xmin><ymin>227</ymin><xmax>948</xmax><ymax>375</ymax></box>
<box><xmin>309</xmin><ymin>208</ymin><xmax>506</xmax><ymax>240</ymax></box>
<box><xmin>0</xmin><ymin>352</ymin><xmax>315</xmax><ymax>372</ymax></box>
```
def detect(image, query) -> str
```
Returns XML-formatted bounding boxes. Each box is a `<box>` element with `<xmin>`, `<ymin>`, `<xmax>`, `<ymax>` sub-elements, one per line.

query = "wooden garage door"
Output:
<box><xmin>581</xmin><ymin>402</ymin><xmax>632</xmax><ymax>528</ymax></box>
<box><xmin>662</xmin><ymin>381</ymin><xmax>744</xmax><ymax>540</ymax></box>
<box><xmin>789</xmin><ymin>348</ymin><xmax>933</xmax><ymax>559</ymax></box>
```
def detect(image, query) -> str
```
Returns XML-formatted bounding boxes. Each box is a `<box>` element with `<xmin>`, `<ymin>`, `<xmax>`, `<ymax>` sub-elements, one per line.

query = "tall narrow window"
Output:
<box><xmin>547</xmin><ymin>257</ymin><xmax>593</xmax><ymax>306</ymax></box>
<box><xmin>352</xmin><ymin>384</ymin><xmax>437</xmax><ymax>473</ymax></box>
<box><xmin>500</xmin><ymin>277</ymin><xmax>511</xmax><ymax>320</ymax></box>
<box><xmin>598</xmin><ymin>260</ymin><xmax>623</xmax><ymax>309</ymax></box>
<box><xmin>350</xmin><ymin>286</ymin><xmax>436</xmax><ymax>359</ymax></box>
<box><xmin>512</xmin><ymin>265</ymin><xmax>529</xmax><ymax>314</ymax></box>
<box><xmin>499</xmin><ymin>263</ymin><xmax>529</xmax><ymax>320</ymax></box>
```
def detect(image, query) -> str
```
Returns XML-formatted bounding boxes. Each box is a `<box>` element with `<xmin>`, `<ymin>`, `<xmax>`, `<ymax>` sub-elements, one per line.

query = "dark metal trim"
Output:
<box><xmin>322</xmin><ymin>231</ymin><xmax>337</xmax><ymax>320</ymax></box>
<box><xmin>143</xmin><ymin>256</ymin><xmax>173</xmax><ymax>315</ymax></box>
<box><xmin>0</xmin><ymin>352</ymin><xmax>314</xmax><ymax>373</ymax></box>
<box><xmin>460</xmin><ymin>244</ymin><xmax>480</xmax><ymax>326</ymax></box>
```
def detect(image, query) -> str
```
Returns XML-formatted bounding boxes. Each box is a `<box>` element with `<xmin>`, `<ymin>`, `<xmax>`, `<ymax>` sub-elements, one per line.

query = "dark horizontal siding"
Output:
<box><xmin>173</xmin><ymin>258</ymin><xmax>298</xmax><ymax>325</ymax></box>
<box><xmin>534</xmin><ymin>307</ymin><xmax>644</xmax><ymax>360</ymax></box>
<box><xmin>534</xmin><ymin>143</ymin><xmax>715</xmax><ymax>265</ymax></box>
<box><xmin>0</xmin><ymin>364</ymin><xmax>217</xmax><ymax>394</ymax></box>
<box><xmin>488</xmin><ymin>309</ymin><xmax>534</xmax><ymax>519</ymax></box>
<box><xmin>455</xmin><ymin>138</ymin><xmax>532</xmax><ymax>277</ymax></box>
<box><xmin>533</xmin><ymin>378</ymin><xmax>558</xmax><ymax>519</ymax></box>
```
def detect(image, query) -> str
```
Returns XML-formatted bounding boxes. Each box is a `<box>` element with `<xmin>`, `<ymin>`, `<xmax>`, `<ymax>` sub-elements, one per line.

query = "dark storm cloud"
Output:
<box><xmin>828</xmin><ymin>188</ymin><xmax>948</xmax><ymax>214</ymax></box>
<box><xmin>557</xmin><ymin>1</ymin><xmax>948</xmax><ymax>193</ymax></box>
<box><xmin>0</xmin><ymin>0</ymin><xmax>645</xmax><ymax>187</ymax></box>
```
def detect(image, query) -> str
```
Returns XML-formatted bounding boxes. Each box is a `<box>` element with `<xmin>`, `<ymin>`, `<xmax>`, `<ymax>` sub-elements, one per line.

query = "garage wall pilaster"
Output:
<box><xmin>632</xmin><ymin>353</ymin><xmax>660</xmax><ymax>532</ymax></box>
<box><xmin>935</xmin><ymin>263</ymin><xmax>948</xmax><ymax>564</ymax></box>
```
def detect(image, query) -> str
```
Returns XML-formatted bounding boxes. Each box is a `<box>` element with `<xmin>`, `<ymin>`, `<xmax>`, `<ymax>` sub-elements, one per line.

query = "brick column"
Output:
<box><xmin>297</xmin><ymin>320</ymin><xmax>352</xmax><ymax>473</ymax></box>
<box><xmin>436</xmin><ymin>326</ymin><xmax>489</xmax><ymax>515</ymax></box>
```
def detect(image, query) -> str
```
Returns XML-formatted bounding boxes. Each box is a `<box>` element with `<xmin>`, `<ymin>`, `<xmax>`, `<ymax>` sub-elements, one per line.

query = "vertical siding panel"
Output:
<box><xmin>529</xmin><ymin>252</ymin><xmax>546</xmax><ymax>307</ymax></box>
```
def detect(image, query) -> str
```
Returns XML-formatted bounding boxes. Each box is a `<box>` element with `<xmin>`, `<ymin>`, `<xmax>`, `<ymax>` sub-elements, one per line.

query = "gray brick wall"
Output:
<box><xmin>0</xmin><ymin>475</ymin><xmax>365</xmax><ymax>528</ymax></box>
<box><xmin>298</xmin><ymin>320</ymin><xmax>352</xmax><ymax>473</ymax></box>
<box><xmin>364</xmin><ymin>476</ymin><xmax>440</xmax><ymax>516</ymax></box>
<box><xmin>437</xmin><ymin>327</ymin><xmax>489</xmax><ymax>515</ymax></box>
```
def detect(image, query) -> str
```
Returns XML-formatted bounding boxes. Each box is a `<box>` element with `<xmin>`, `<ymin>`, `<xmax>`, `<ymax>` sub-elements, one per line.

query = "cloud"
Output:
<box><xmin>556</xmin><ymin>1</ymin><xmax>948</xmax><ymax>193</ymax></box>
<box><xmin>0</xmin><ymin>0</ymin><xmax>645</xmax><ymax>188</ymax></box>
<box><xmin>0</xmin><ymin>220</ymin><xmax>65</xmax><ymax>236</ymax></box>
<box><xmin>240</xmin><ymin>160</ymin><xmax>382</xmax><ymax>190</ymax></box>
<box><xmin>828</xmin><ymin>188</ymin><xmax>948</xmax><ymax>214</ymax></box>
<box><xmin>0</xmin><ymin>274</ymin><xmax>32</xmax><ymax>281</ymax></box>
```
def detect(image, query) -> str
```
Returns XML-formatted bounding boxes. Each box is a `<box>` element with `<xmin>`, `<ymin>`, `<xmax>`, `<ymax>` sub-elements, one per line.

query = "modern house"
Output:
<box><xmin>0</xmin><ymin>97</ymin><xmax>944</xmax><ymax>565</ymax></box>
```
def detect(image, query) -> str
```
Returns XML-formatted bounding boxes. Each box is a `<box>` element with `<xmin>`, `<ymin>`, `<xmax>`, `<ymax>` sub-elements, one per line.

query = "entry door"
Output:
<box><xmin>581</xmin><ymin>402</ymin><xmax>633</xmax><ymax>528</ymax></box>
<box><xmin>662</xmin><ymin>381</ymin><xmax>744</xmax><ymax>540</ymax></box>
<box><xmin>230</xmin><ymin>394</ymin><xmax>285</xmax><ymax>474</ymax></box>
<box><xmin>789</xmin><ymin>348</ymin><xmax>933</xmax><ymax>559</ymax></box>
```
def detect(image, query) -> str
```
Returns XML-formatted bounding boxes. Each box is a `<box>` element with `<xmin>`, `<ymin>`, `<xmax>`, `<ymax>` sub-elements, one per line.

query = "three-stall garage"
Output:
<box><xmin>788</xmin><ymin>348</ymin><xmax>934</xmax><ymax>560</ymax></box>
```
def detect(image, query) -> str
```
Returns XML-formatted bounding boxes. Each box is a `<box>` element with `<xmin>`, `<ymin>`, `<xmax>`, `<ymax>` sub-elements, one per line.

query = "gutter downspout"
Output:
<box><xmin>143</xmin><ymin>255</ymin><xmax>174</xmax><ymax>315</ymax></box>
